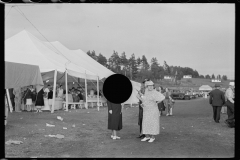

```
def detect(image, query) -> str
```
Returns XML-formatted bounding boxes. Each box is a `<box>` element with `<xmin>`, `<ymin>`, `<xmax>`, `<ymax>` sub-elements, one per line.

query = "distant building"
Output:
<box><xmin>183</xmin><ymin>75</ymin><xmax>192</xmax><ymax>79</ymax></box>
<box><xmin>211</xmin><ymin>79</ymin><xmax>221</xmax><ymax>82</ymax></box>
<box><xmin>164</xmin><ymin>75</ymin><xmax>173</xmax><ymax>80</ymax></box>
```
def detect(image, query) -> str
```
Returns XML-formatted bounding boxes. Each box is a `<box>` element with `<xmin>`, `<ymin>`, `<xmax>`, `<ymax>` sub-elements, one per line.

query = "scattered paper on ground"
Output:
<box><xmin>56</xmin><ymin>134</ymin><xmax>64</xmax><ymax>139</ymax></box>
<box><xmin>63</xmin><ymin>127</ymin><xmax>67</xmax><ymax>129</ymax></box>
<box><xmin>72</xmin><ymin>124</ymin><xmax>75</xmax><ymax>128</ymax></box>
<box><xmin>44</xmin><ymin>134</ymin><xmax>64</xmax><ymax>139</ymax></box>
<box><xmin>83</xmin><ymin>124</ymin><xmax>86</xmax><ymax>125</ymax></box>
<box><xmin>46</xmin><ymin>123</ymin><xmax>55</xmax><ymax>127</ymax></box>
<box><xmin>6</xmin><ymin>140</ymin><xmax>23</xmax><ymax>145</ymax></box>
<box><xmin>57</xmin><ymin>116</ymin><xmax>63</xmax><ymax>121</ymax></box>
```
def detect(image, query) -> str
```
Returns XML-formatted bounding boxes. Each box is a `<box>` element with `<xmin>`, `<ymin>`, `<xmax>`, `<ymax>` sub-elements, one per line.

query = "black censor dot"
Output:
<box><xmin>103</xmin><ymin>74</ymin><xmax>132</xmax><ymax>104</ymax></box>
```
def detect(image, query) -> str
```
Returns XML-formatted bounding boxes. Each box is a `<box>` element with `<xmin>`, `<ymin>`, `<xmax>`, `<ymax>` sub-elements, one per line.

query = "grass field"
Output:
<box><xmin>5</xmin><ymin>98</ymin><xmax>234</xmax><ymax>158</ymax></box>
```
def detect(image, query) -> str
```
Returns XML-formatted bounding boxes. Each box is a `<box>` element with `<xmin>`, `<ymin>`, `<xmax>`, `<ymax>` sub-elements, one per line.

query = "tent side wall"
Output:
<box><xmin>5</xmin><ymin>61</ymin><xmax>44</xmax><ymax>89</ymax></box>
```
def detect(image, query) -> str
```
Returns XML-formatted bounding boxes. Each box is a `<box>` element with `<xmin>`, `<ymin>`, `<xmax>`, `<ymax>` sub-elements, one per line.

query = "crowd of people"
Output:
<box><xmin>107</xmin><ymin>79</ymin><xmax>234</xmax><ymax>143</ymax></box>
<box><xmin>6</xmin><ymin>84</ymin><xmax>103</xmax><ymax>112</ymax></box>
<box><xmin>107</xmin><ymin>79</ymin><xmax>172</xmax><ymax>142</ymax></box>
<box><xmin>209</xmin><ymin>82</ymin><xmax>235</xmax><ymax>128</ymax></box>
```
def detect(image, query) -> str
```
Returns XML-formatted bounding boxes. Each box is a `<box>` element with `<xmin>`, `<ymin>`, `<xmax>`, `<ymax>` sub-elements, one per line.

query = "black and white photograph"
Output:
<box><xmin>4</xmin><ymin>3</ymin><xmax>234</xmax><ymax>158</ymax></box>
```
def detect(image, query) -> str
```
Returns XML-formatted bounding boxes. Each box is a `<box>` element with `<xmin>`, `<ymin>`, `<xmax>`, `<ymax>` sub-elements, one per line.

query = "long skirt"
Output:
<box><xmin>142</xmin><ymin>106</ymin><xmax>160</xmax><ymax>135</ymax></box>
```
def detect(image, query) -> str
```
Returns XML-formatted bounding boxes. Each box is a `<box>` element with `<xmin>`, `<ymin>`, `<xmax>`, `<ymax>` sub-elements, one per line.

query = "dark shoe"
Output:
<box><xmin>215</xmin><ymin>121</ymin><xmax>220</xmax><ymax>123</ymax></box>
<box><xmin>140</xmin><ymin>134</ymin><xmax>146</xmax><ymax>138</ymax></box>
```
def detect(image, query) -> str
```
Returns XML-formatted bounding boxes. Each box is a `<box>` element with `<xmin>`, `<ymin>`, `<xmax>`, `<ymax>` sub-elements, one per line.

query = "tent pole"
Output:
<box><xmin>85</xmin><ymin>72</ymin><xmax>88</xmax><ymax>109</ymax></box>
<box><xmin>51</xmin><ymin>69</ymin><xmax>57</xmax><ymax>113</ymax></box>
<box><xmin>65</xmin><ymin>70</ymin><xmax>68</xmax><ymax>111</ymax></box>
<box><xmin>6</xmin><ymin>89</ymin><xmax>13</xmax><ymax>113</ymax></box>
<box><xmin>97</xmin><ymin>76</ymin><xmax>99</xmax><ymax>111</ymax></box>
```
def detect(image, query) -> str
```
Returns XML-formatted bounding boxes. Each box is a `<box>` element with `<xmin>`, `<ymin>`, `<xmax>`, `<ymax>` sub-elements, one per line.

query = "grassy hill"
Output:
<box><xmin>154</xmin><ymin>78</ymin><xmax>232</xmax><ymax>90</ymax></box>
<box><xmin>187</xmin><ymin>78</ymin><xmax>231</xmax><ymax>88</ymax></box>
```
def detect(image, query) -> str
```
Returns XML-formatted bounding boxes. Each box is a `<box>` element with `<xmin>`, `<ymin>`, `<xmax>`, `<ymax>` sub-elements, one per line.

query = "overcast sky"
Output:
<box><xmin>5</xmin><ymin>3</ymin><xmax>235</xmax><ymax>79</ymax></box>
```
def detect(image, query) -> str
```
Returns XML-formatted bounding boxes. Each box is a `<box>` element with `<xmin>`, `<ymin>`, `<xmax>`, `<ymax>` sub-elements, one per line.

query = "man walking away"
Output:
<box><xmin>224</xmin><ymin>82</ymin><xmax>235</xmax><ymax>128</ymax></box>
<box><xmin>209</xmin><ymin>84</ymin><xmax>225</xmax><ymax>123</ymax></box>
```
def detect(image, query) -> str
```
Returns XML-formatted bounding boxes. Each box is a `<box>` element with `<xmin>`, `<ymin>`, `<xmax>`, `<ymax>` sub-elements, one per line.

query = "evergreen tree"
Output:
<box><xmin>136</xmin><ymin>57</ymin><xmax>142</xmax><ymax>71</ymax></box>
<box><xmin>97</xmin><ymin>53</ymin><xmax>107</xmax><ymax>67</ymax></box>
<box><xmin>119</xmin><ymin>52</ymin><xmax>128</xmax><ymax>76</ymax></box>
<box><xmin>222</xmin><ymin>75</ymin><xmax>228</xmax><ymax>81</ymax></box>
<box><xmin>211</xmin><ymin>74</ymin><xmax>215</xmax><ymax>79</ymax></box>
<box><xmin>120</xmin><ymin>52</ymin><xmax>128</xmax><ymax>66</ymax></box>
<box><xmin>108</xmin><ymin>50</ymin><xmax>121</xmax><ymax>72</ymax></box>
<box><xmin>141</xmin><ymin>55</ymin><xmax>150</xmax><ymax>70</ymax></box>
<box><xmin>199</xmin><ymin>75</ymin><xmax>205</xmax><ymax>78</ymax></box>
<box><xmin>163</xmin><ymin>61</ymin><xmax>171</xmax><ymax>75</ymax></box>
<box><xmin>205</xmin><ymin>74</ymin><xmax>211</xmax><ymax>79</ymax></box>
<box><xmin>129</xmin><ymin>53</ymin><xmax>138</xmax><ymax>80</ymax></box>
<box><xmin>150</xmin><ymin>57</ymin><xmax>160</xmax><ymax>80</ymax></box>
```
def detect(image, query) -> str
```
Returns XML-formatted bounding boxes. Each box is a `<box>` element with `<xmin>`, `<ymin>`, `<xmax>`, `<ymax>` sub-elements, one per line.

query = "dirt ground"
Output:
<box><xmin>5</xmin><ymin>98</ymin><xmax>234</xmax><ymax>158</ymax></box>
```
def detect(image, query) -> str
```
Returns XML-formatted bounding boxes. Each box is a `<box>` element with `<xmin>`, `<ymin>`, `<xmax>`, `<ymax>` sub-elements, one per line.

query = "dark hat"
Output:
<box><xmin>215</xmin><ymin>84</ymin><xmax>220</xmax><ymax>88</ymax></box>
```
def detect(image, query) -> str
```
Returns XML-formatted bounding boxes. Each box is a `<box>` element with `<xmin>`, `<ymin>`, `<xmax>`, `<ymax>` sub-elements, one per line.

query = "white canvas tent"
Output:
<box><xmin>5</xmin><ymin>30</ymin><xmax>141</xmax><ymax>109</ymax></box>
<box><xmin>42</xmin><ymin>41</ymin><xmax>115</xmax><ymax>80</ymax></box>
<box><xmin>5</xmin><ymin>30</ymin><xmax>97</xmax><ymax>78</ymax></box>
<box><xmin>5</xmin><ymin>61</ymin><xmax>44</xmax><ymax>113</ymax></box>
<box><xmin>42</xmin><ymin>41</ymin><xmax>142</xmax><ymax>105</ymax></box>
<box><xmin>199</xmin><ymin>85</ymin><xmax>212</xmax><ymax>91</ymax></box>
<box><xmin>5</xmin><ymin>30</ymin><xmax>99</xmax><ymax>112</ymax></box>
<box><xmin>121</xmin><ymin>80</ymin><xmax>141</xmax><ymax>106</ymax></box>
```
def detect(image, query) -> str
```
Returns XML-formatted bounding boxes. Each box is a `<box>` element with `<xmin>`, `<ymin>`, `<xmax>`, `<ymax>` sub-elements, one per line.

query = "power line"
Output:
<box><xmin>13</xmin><ymin>6</ymin><xmax>101</xmax><ymax>85</ymax></box>
<box><xmin>14</xmin><ymin>6</ymin><xmax>73</xmax><ymax>64</ymax></box>
<box><xmin>5</xmin><ymin>6</ymin><xmax>13</xmax><ymax>20</ymax></box>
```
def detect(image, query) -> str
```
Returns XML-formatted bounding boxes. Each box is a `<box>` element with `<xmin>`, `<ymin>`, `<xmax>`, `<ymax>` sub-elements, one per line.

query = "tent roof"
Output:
<box><xmin>199</xmin><ymin>85</ymin><xmax>212</xmax><ymax>90</ymax></box>
<box><xmin>5</xmin><ymin>30</ymin><xmax>98</xmax><ymax>80</ymax></box>
<box><xmin>5</xmin><ymin>61</ymin><xmax>44</xmax><ymax>89</ymax></box>
<box><xmin>42</xmin><ymin>41</ymin><xmax>115</xmax><ymax>80</ymax></box>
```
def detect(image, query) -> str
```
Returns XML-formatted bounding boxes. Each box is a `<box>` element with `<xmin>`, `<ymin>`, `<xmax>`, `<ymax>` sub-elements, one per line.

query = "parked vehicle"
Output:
<box><xmin>171</xmin><ymin>92</ymin><xmax>191</xmax><ymax>100</ymax></box>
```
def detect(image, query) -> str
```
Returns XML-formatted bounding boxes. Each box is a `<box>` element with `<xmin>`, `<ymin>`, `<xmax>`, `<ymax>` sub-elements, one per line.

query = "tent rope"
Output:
<box><xmin>14</xmin><ymin>6</ymin><xmax>72</xmax><ymax>64</ymax></box>
<box><xmin>5</xmin><ymin>6</ymin><xmax>13</xmax><ymax>20</ymax></box>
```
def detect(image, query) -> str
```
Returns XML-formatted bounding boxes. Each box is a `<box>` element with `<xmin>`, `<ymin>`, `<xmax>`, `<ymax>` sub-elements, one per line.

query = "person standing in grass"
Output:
<box><xmin>137</xmin><ymin>80</ymin><xmax>165</xmax><ymax>143</ymax></box>
<box><xmin>48</xmin><ymin>85</ymin><xmax>53</xmax><ymax>111</ymax></box>
<box><xmin>13</xmin><ymin>87</ymin><xmax>22</xmax><ymax>112</ymax></box>
<box><xmin>107</xmin><ymin>100</ymin><xmax>122</xmax><ymax>140</ymax></box>
<box><xmin>35</xmin><ymin>85</ymin><xmax>45</xmax><ymax>113</ymax></box>
<box><xmin>224</xmin><ymin>82</ymin><xmax>235</xmax><ymax>128</ymax></box>
<box><xmin>163</xmin><ymin>88</ymin><xmax>173</xmax><ymax>116</ymax></box>
<box><xmin>157</xmin><ymin>86</ymin><xmax>165</xmax><ymax>116</ymax></box>
<box><xmin>209</xmin><ymin>84</ymin><xmax>225</xmax><ymax>123</ymax></box>
<box><xmin>136</xmin><ymin>79</ymin><xmax>149</xmax><ymax>139</ymax></box>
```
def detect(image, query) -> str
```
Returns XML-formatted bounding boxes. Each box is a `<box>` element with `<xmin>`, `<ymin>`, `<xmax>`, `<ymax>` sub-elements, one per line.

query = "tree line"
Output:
<box><xmin>86</xmin><ymin>50</ymin><xmax>228</xmax><ymax>82</ymax></box>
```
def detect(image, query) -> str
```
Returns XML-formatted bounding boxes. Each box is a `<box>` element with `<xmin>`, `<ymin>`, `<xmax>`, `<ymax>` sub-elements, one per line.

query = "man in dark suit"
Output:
<box><xmin>209</xmin><ymin>84</ymin><xmax>225</xmax><ymax>123</ymax></box>
<box><xmin>137</xmin><ymin>79</ymin><xmax>149</xmax><ymax>138</ymax></box>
